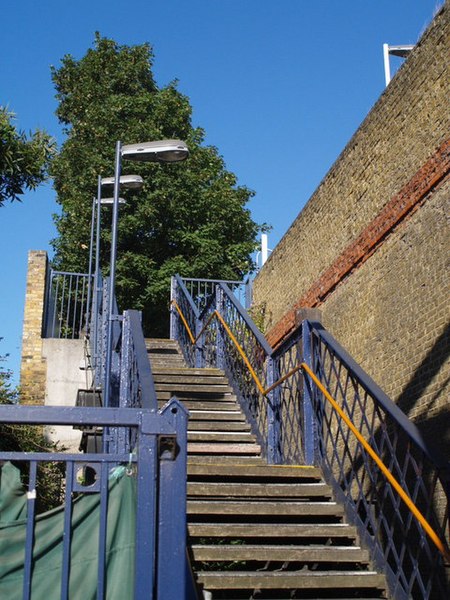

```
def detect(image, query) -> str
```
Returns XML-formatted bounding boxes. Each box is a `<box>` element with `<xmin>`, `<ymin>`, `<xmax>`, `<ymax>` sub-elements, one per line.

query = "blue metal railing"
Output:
<box><xmin>2</xmin><ymin>270</ymin><xmax>193</xmax><ymax>599</ymax></box>
<box><xmin>0</xmin><ymin>403</ymin><xmax>188</xmax><ymax>599</ymax></box>
<box><xmin>171</xmin><ymin>276</ymin><xmax>450</xmax><ymax>600</ymax></box>
<box><xmin>43</xmin><ymin>270</ymin><xmax>92</xmax><ymax>339</ymax></box>
<box><xmin>174</xmin><ymin>275</ymin><xmax>252</xmax><ymax>314</ymax></box>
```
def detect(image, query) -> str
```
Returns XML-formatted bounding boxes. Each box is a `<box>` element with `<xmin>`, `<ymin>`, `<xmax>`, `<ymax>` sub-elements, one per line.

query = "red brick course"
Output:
<box><xmin>266</xmin><ymin>139</ymin><xmax>450</xmax><ymax>348</ymax></box>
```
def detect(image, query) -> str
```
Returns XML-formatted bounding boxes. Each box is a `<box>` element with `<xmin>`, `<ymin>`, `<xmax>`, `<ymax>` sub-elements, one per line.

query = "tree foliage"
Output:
<box><xmin>51</xmin><ymin>34</ymin><xmax>267</xmax><ymax>335</ymax></box>
<box><xmin>0</xmin><ymin>107</ymin><xmax>55</xmax><ymax>206</ymax></box>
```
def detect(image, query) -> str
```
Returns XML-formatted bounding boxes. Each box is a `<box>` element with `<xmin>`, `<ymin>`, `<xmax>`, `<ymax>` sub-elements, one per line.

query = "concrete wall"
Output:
<box><xmin>253</xmin><ymin>5</ymin><xmax>449</xmax><ymax>456</ymax></box>
<box><xmin>42</xmin><ymin>338</ymin><xmax>86</xmax><ymax>451</ymax></box>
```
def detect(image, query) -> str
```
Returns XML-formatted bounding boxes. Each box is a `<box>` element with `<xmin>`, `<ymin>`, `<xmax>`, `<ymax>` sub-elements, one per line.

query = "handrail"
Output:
<box><xmin>302</xmin><ymin>362</ymin><xmax>450</xmax><ymax>564</ymax></box>
<box><xmin>219</xmin><ymin>283</ymin><xmax>273</xmax><ymax>355</ymax></box>
<box><xmin>126</xmin><ymin>310</ymin><xmax>158</xmax><ymax>410</ymax></box>
<box><xmin>172</xmin><ymin>297</ymin><xmax>450</xmax><ymax>562</ymax></box>
<box><xmin>309</xmin><ymin>323</ymin><xmax>450</xmax><ymax>472</ymax></box>
<box><xmin>174</xmin><ymin>274</ymin><xmax>200</xmax><ymax>318</ymax></box>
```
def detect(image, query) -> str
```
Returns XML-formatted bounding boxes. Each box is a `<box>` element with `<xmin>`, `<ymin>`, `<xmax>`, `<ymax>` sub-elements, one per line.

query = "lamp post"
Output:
<box><xmin>88</xmin><ymin>174</ymin><xmax>143</xmax><ymax>389</ymax></box>
<box><xmin>103</xmin><ymin>139</ymin><xmax>189</xmax><ymax>407</ymax></box>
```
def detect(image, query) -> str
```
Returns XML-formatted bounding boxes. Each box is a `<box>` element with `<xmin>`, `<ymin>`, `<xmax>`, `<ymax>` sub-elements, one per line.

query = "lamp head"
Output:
<box><xmin>101</xmin><ymin>174</ymin><xmax>144</xmax><ymax>190</ymax></box>
<box><xmin>99</xmin><ymin>197</ymin><xmax>126</xmax><ymax>205</ymax></box>
<box><xmin>121</xmin><ymin>139</ymin><xmax>189</xmax><ymax>163</ymax></box>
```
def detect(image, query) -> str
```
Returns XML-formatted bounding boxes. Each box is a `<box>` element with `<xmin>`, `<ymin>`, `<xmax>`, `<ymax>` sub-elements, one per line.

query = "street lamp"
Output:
<box><xmin>86</xmin><ymin>174</ymin><xmax>143</xmax><ymax>389</ymax></box>
<box><xmin>104</xmin><ymin>139</ymin><xmax>189</xmax><ymax>407</ymax></box>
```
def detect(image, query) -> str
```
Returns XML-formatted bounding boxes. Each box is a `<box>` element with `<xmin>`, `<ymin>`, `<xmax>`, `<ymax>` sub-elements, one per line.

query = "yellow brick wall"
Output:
<box><xmin>20</xmin><ymin>250</ymin><xmax>48</xmax><ymax>404</ymax></box>
<box><xmin>253</xmin><ymin>6</ymin><xmax>450</xmax><ymax>457</ymax></box>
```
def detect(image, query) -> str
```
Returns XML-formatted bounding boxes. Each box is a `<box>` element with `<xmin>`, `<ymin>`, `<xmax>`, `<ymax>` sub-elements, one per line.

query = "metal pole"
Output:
<box><xmin>85</xmin><ymin>195</ymin><xmax>96</xmax><ymax>332</ymax></box>
<box><xmin>261</xmin><ymin>233</ymin><xmax>269</xmax><ymax>266</ymax></box>
<box><xmin>383</xmin><ymin>43</ymin><xmax>391</xmax><ymax>86</ymax></box>
<box><xmin>104</xmin><ymin>141</ymin><xmax>122</xmax><ymax>407</ymax></box>
<box><xmin>92</xmin><ymin>175</ymin><xmax>102</xmax><ymax>385</ymax></box>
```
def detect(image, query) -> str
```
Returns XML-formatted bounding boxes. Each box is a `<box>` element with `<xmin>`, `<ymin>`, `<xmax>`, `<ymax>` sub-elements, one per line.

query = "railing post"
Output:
<box><xmin>170</xmin><ymin>276</ymin><xmax>177</xmax><ymax>341</ymax></box>
<box><xmin>195</xmin><ymin>313</ymin><xmax>204</xmax><ymax>368</ymax></box>
<box><xmin>157</xmin><ymin>399</ymin><xmax>189</xmax><ymax>600</ymax></box>
<box><xmin>245</xmin><ymin>276</ymin><xmax>253</xmax><ymax>309</ymax></box>
<box><xmin>134</xmin><ymin>418</ymin><xmax>158</xmax><ymax>600</ymax></box>
<box><xmin>266</xmin><ymin>357</ymin><xmax>282</xmax><ymax>464</ymax></box>
<box><xmin>216</xmin><ymin>285</ymin><xmax>225</xmax><ymax>370</ymax></box>
<box><xmin>302</xmin><ymin>320</ymin><xmax>317</xmax><ymax>465</ymax></box>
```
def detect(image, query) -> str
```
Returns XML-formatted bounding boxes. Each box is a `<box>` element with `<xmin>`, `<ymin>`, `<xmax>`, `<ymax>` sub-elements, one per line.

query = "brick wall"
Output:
<box><xmin>253</xmin><ymin>5</ymin><xmax>449</xmax><ymax>456</ymax></box>
<box><xmin>20</xmin><ymin>250</ymin><xmax>48</xmax><ymax>404</ymax></box>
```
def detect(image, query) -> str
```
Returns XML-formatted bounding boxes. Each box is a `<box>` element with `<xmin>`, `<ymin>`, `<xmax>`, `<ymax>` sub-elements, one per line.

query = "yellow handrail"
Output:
<box><xmin>301</xmin><ymin>362</ymin><xmax>450</xmax><ymax>564</ymax></box>
<box><xmin>171</xmin><ymin>299</ymin><xmax>450</xmax><ymax>562</ymax></box>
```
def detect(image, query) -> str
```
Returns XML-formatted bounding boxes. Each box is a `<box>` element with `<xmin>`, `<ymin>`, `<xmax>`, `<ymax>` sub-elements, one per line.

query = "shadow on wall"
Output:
<box><xmin>396</xmin><ymin>321</ymin><xmax>450</xmax><ymax>458</ymax></box>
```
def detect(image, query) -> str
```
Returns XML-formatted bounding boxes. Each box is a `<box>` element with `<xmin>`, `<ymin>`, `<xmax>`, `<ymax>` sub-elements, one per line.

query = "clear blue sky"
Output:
<box><xmin>0</xmin><ymin>0</ymin><xmax>441</xmax><ymax>384</ymax></box>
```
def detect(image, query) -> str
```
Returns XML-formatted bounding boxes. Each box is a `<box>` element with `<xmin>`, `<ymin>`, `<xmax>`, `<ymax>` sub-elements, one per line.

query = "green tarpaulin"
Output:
<box><xmin>0</xmin><ymin>462</ymin><xmax>136</xmax><ymax>599</ymax></box>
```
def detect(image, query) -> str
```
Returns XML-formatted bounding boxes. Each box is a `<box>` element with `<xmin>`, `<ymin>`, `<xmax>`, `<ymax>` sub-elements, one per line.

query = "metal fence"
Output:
<box><xmin>44</xmin><ymin>270</ymin><xmax>92</xmax><ymax>339</ymax></box>
<box><xmin>171</xmin><ymin>276</ymin><xmax>450</xmax><ymax>600</ymax></box>
<box><xmin>0</xmin><ymin>403</ymin><xmax>188</xmax><ymax>599</ymax></box>
<box><xmin>2</xmin><ymin>270</ymin><xmax>194</xmax><ymax>598</ymax></box>
<box><xmin>174</xmin><ymin>275</ymin><xmax>252</xmax><ymax>313</ymax></box>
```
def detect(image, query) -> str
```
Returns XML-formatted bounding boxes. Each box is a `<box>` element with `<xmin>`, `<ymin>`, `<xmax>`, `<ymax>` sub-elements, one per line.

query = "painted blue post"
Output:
<box><xmin>266</xmin><ymin>357</ymin><xmax>282</xmax><ymax>464</ymax></box>
<box><xmin>157</xmin><ymin>399</ymin><xmax>189</xmax><ymax>600</ymax></box>
<box><xmin>134</xmin><ymin>419</ymin><xmax>158</xmax><ymax>600</ymax></box>
<box><xmin>302</xmin><ymin>320</ymin><xmax>317</xmax><ymax>465</ymax></box>
<box><xmin>195</xmin><ymin>316</ymin><xmax>204</xmax><ymax>368</ymax></box>
<box><xmin>245</xmin><ymin>276</ymin><xmax>253</xmax><ymax>309</ymax></box>
<box><xmin>216</xmin><ymin>286</ymin><xmax>225</xmax><ymax>370</ymax></box>
<box><xmin>170</xmin><ymin>276</ymin><xmax>176</xmax><ymax>340</ymax></box>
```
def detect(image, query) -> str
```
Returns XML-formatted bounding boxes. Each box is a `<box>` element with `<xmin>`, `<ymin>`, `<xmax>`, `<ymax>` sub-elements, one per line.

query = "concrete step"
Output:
<box><xmin>188</xmin><ymin>410</ymin><xmax>246</xmax><ymax>421</ymax></box>
<box><xmin>155</xmin><ymin>383</ymin><xmax>233</xmax><ymax>393</ymax></box>
<box><xmin>191</xmin><ymin>544</ymin><xmax>370</xmax><ymax>563</ymax></box>
<box><xmin>159</xmin><ymin>398</ymin><xmax>239</xmax><ymax>409</ymax></box>
<box><xmin>153</xmin><ymin>374</ymin><xmax>230</xmax><ymax>386</ymax></box>
<box><xmin>145</xmin><ymin>338</ymin><xmax>386</xmax><ymax>598</ymax></box>
<box><xmin>188</xmin><ymin>432</ymin><xmax>257</xmax><ymax>443</ymax></box>
<box><xmin>187</xmin><ymin>482</ymin><xmax>332</xmax><ymax>498</ymax></box>
<box><xmin>152</xmin><ymin>367</ymin><xmax>225</xmax><ymax>377</ymax></box>
<box><xmin>187</xmin><ymin>500</ymin><xmax>345</xmax><ymax>517</ymax></box>
<box><xmin>145</xmin><ymin>338</ymin><xmax>181</xmax><ymax>349</ymax></box>
<box><xmin>188</xmin><ymin>421</ymin><xmax>252</xmax><ymax>432</ymax></box>
<box><xmin>187</xmin><ymin>455</ymin><xmax>266</xmax><ymax>466</ymax></box>
<box><xmin>195</xmin><ymin>570</ymin><xmax>386</xmax><ymax>591</ymax></box>
<box><xmin>187</xmin><ymin>463</ymin><xmax>322</xmax><ymax>479</ymax></box>
<box><xmin>188</xmin><ymin>523</ymin><xmax>356</xmax><ymax>538</ymax></box>
<box><xmin>187</xmin><ymin>442</ymin><xmax>261</xmax><ymax>455</ymax></box>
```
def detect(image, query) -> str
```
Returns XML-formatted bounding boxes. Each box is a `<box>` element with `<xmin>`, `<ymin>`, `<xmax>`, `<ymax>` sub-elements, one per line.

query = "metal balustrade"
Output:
<box><xmin>1</xmin><ymin>271</ymin><xmax>192</xmax><ymax>599</ymax></box>
<box><xmin>44</xmin><ymin>270</ymin><xmax>92</xmax><ymax>339</ymax></box>
<box><xmin>177</xmin><ymin>275</ymin><xmax>252</xmax><ymax>312</ymax></box>
<box><xmin>0</xmin><ymin>403</ymin><xmax>188</xmax><ymax>600</ymax></box>
<box><xmin>171</xmin><ymin>275</ymin><xmax>450</xmax><ymax>600</ymax></box>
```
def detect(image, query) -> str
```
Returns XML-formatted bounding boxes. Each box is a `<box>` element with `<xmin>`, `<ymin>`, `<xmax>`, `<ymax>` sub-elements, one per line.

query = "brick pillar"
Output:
<box><xmin>20</xmin><ymin>251</ymin><xmax>48</xmax><ymax>405</ymax></box>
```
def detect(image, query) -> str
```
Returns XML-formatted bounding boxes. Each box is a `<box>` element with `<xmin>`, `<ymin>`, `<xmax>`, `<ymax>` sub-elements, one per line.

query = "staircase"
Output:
<box><xmin>147</xmin><ymin>339</ymin><xmax>387</xmax><ymax>600</ymax></box>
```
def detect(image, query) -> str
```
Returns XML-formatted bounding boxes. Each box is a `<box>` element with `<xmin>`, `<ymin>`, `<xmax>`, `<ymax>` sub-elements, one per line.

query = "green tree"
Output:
<box><xmin>0</xmin><ymin>107</ymin><xmax>54</xmax><ymax>206</ymax></box>
<box><xmin>51</xmin><ymin>34</ymin><xmax>267</xmax><ymax>336</ymax></box>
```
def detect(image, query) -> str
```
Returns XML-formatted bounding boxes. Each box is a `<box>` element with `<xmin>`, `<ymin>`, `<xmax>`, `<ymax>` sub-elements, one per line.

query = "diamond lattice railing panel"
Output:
<box><xmin>311</xmin><ymin>328</ymin><xmax>449</xmax><ymax>599</ymax></box>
